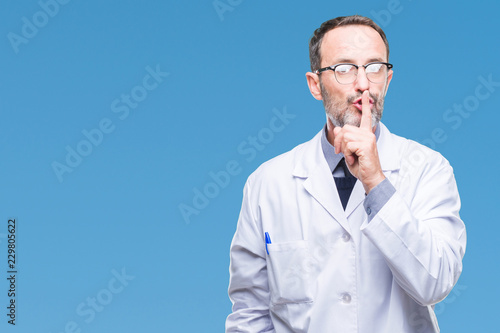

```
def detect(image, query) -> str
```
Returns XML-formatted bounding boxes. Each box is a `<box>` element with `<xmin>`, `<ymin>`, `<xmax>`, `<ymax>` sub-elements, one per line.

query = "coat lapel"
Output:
<box><xmin>345</xmin><ymin>180</ymin><xmax>364</xmax><ymax>217</ymax></box>
<box><xmin>292</xmin><ymin>123</ymin><xmax>402</xmax><ymax>233</ymax></box>
<box><xmin>377</xmin><ymin>122</ymin><xmax>402</xmax><ymax>172</ymax></box>
<box><xmin>292</xmin><ymin>130</ymin><xmax>351</xmax><ymax>233</ymax></box>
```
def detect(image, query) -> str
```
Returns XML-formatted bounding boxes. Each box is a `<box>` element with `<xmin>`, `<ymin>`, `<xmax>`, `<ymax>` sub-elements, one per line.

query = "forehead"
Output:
<box><xmin>320</xmin><ymin>25</ymin><xmax>387</xmax><ymax>65</ymax></box>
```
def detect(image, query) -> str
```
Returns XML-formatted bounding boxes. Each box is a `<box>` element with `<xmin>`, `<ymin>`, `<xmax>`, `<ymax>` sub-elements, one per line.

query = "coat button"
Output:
<box><xmin>341</xmin><ymin>293</ymin><xmax>352</xmax><ymax>304</ymax></box>
<box><xmin>342</xmin><ymin>233</ymin><xmax>351</xmax><ymax>242</ymax></box>
<box><xmin>366</xmin><ymin>207</ymin><xmax>372</xmax><ymax>215</ymax></box>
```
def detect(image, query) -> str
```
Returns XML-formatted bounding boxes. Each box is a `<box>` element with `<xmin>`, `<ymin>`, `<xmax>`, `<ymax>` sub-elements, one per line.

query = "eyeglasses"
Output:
<box><xmin>315</xmin><ymin>62</ymin><xmax>393</xmax><ymax>84</ymax></box>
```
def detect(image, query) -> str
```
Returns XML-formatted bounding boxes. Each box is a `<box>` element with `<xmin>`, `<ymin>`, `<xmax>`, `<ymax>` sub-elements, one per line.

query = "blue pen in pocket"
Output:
<box><xmin>265</xmin><ymin>232</ymin><xmax>272</xmax><ymax>255</ymax></box>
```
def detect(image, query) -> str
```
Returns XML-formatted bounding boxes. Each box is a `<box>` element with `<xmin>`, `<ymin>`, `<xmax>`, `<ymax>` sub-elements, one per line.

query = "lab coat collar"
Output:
<box><xmin>376</xmin><ymin>122</ymin><xmax>402</xmax><ymax>172</ymax></box>
<box><xmin>292</xmin><ymin>122</ymin><xmax>400</xmax><ymax>178</ymax></box>
<box><xmin>291</xmin><ymin>122</ymin><xmax>401</xmax><ymax>231</ymax></box>
<box><xmin>292</xmin><ymin>129</ymin><xmax>349</xmax><ymax>231</ymax></box>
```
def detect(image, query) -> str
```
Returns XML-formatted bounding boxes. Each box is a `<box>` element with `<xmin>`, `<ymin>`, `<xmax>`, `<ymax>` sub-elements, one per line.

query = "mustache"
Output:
<box><xmin>347</xmin><ymin>93</ymin><xmax>379</xmax><ymax>104</ymax></box>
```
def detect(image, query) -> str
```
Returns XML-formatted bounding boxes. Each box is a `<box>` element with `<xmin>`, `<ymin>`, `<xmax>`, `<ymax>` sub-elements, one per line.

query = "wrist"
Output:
<box><xmin>363</xmin><ymin>173</ymin><xmax>386</xmax><ymax>194</ymax></box>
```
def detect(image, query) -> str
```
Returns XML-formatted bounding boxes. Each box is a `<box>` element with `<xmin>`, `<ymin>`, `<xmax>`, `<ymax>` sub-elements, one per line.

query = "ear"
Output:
<box><xmin>306</xmin><ymin>72</ymin><xmax>323</xmax><ymax>100</ymax></box>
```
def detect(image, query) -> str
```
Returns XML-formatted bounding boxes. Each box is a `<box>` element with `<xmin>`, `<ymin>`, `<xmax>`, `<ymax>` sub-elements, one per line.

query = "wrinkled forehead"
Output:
<box><xmin>320</xmin><ymin>25</ymin><xmax>388</xmax><ymax>66</ymax></box>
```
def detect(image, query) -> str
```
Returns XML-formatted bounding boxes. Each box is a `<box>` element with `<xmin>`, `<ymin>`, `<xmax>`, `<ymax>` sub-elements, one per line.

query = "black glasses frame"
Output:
<box><xmin>314</xmin><ymin>62</ymin><xmax>393</xmax><ymax>84</ymax></box>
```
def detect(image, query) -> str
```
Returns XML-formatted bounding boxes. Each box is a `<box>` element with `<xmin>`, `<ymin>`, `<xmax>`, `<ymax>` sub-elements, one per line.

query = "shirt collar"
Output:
<box><xmin>321</xmin><ymin>123</ymin><xmax>381</xmax><ymax>173</ymax></box>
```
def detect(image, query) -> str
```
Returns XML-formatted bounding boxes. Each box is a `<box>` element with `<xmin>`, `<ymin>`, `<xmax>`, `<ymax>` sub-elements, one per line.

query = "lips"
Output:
<box><xmin>353</xmin><ymin>96</ymin><xmax>374</xmax><ymax>111</ymax></box>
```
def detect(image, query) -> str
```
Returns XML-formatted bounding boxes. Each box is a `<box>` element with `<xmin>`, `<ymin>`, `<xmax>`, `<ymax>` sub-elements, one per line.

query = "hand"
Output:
<box><xmin>333</xmin><ymin>90</ymin><xmax>385</xmax><ymax>193</ymax></box>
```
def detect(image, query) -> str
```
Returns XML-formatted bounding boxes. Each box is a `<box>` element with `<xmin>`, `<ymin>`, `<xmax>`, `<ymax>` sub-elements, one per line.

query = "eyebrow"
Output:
<box><xmin>331</xmin><ymin>57</ymin><xmax>385</xmax><ymax>65</ymax></box>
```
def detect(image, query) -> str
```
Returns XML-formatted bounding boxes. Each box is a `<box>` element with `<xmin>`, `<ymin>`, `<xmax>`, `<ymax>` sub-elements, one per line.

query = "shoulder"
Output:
<box><xmin>247</xmin><ymin>130</ymin><xmax>322</xmax><ymax>185</ymax></box>
<box><xmin>380</xmin><ymin>123</ymin><xmax>452</xmax><ymax>175</ymax></box>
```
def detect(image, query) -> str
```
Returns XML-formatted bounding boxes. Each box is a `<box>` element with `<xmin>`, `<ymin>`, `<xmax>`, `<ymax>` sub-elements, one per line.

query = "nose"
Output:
<box><xmin>354</xmin><ymin>67</ymin><xmax>370</xmax><ymax>93</ymax></box>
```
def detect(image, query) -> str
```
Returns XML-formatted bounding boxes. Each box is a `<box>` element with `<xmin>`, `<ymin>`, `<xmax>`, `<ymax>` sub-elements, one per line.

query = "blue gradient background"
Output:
<box><xmin>0</xmin><ymin>0</ymin><xmax>498</xmax><ymax>332</ymax></box>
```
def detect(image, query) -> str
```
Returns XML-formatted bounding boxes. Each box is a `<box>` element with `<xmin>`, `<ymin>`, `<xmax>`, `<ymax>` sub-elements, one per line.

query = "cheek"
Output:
<box><xmin>372</xmin><ymin>88</ymin><xmax>385</xmax><ymax>100</ymax></box>
<box><xmin>379</xmin><ymin>83</ymin><xmax>389</xmax><ymax>97</ymax></box>
<box><xmin>332</xmin><ymin>93</ymin><xmax>349</xmax><ymax>107</ymax></box>
<box><xmin>333</xmin><ymin>88</ymin><xmax>351</xmax><ymax>103</ymax></box>
<box><xmin>323</xmin><ymin>78</ymin><xmax>347</xmax><ymax>95</ymax></box>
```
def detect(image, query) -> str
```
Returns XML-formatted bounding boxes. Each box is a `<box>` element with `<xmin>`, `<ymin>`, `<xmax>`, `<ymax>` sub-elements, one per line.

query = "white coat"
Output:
<box><xmin>226</xmin><ymin>123</ymin><xmax>466</xmax><ymax>333</ymax></box>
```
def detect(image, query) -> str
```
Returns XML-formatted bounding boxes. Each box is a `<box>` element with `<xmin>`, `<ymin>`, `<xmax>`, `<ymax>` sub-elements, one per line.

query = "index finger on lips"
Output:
<box><xmin>360</xmin><ymin>90</ymin><xmax>372</xmax><ymax>131</ymax></box>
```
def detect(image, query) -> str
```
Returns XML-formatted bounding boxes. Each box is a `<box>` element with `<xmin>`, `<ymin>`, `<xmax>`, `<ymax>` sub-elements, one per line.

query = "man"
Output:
<box><xmin>225</xmin><ymin>15</ymin><xmax>466</xmax><ymax>333</ymax></box>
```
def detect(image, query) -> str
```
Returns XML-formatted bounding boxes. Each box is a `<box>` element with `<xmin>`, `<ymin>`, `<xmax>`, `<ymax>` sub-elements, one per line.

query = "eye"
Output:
<box><xmin>335</xmin><ymin>65</ymin><xmax>355</xmax><ymax>75</ymax></box>
<box><xmin>366</xmin><ymin>63</ymin><xmax>383</xmax><ymax>74</ymax></box>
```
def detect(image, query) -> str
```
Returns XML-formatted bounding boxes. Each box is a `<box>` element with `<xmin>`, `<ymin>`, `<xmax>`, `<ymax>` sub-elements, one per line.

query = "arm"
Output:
<box><xmin>226</xmin><ymin>180</ymin><xmax>275</xmax><ymax>333</ymax></box>
<box><xmin>361</xmin><ymin>155</ymin><xmax>466</xmax><ymax>306</ymax></box>
<box><xmin>334</xmin><ymin>90</ymin><xmax>466</xmax><ymax>306</ymax></box>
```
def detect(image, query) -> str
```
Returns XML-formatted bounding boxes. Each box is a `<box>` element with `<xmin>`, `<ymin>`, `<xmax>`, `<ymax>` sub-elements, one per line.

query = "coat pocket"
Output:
<box><xmin>267</xmin><ymin>240</ymin><xmax>314</xmax><ymax>305</ymax></box>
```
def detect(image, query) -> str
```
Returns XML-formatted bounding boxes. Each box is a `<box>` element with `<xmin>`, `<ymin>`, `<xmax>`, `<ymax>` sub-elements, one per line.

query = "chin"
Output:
<box><xmin>342</xmin><ymin>112</ymin><xmax>362</xmax><ymax>127</ymax></box>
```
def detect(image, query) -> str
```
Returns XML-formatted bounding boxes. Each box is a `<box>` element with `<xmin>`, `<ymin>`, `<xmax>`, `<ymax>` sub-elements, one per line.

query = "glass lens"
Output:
<box><xmin>366</xmin><ymin>63</ymin><xmax>387</xmax><ymax>83</ymax></box>
<box><xmin>334</xmin><ymin>64</ymin><xmax>356</xmax><ymax>84</ymax></box>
